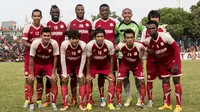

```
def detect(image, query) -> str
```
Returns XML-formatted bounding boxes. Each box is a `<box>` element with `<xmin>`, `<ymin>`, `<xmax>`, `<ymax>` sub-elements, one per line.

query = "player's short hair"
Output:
<box><xmin>66</xmin><ymin>30</ymin><xmax>81</xmax><ymax>39</ymax></box>
<box><xmin>75</xmin><ymin>4</ymin><xmax>84</xmax><ymax>10</ymax></box>
<box><xmin>41</xmin><ymin>27</ymin><xmax>51</xmax><ymax>34</ymax></box>
<box><xmin>51</xmin><ymin>4</ymin><xmax>58</xmax><ymax>9</ymax></box>
<box><xmin>93</xmin><ymin>28</ymin><xmax>106</xmax><ymax>37</ymax></box>
<box><xmin>146</xmin><ymin>20</ymin><xmax>159</xmax><ymax>28</ymax></box>
<box><xmin>32</xmin><ymin>9</ymin><xmax>42</xmax><ymax>17</ymax></box>
<box><xmin>99</xmin><ymin>4</ymin><xmax>109</xmax><ymax>10</ymax></box>
<box><xmin>124</xmin><ymin>29</ymin><xmax>135</xmax><ymax>38</ymax></box>
<box><xmin>148</xmin><ymin>10</ymin><xmax>160</xmax><ymax>21</ymax></box>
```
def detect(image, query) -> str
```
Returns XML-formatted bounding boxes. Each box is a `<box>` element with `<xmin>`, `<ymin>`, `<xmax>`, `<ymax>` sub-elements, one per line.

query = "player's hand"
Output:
<box><xmin>27</xmin><ymin>74</ymin><xmax>35</xmax><ymax>84</ymax></box>
<box><xmin>62</xmin><ymin>75</ymin><xmax>69</xmax><ymax>84</ymax></box>
<box><xmin>171</xmin><ymin>64</ymin><xmax>178</xmax><ymax>74</ymax></box>
<box><xmin>108</xmin><ymin>72</ymin><xmax>115</xmax><ymax>81</ymax></box>
<box><xmin>86</xmin><ymin>74</ymin><xmax>92</xmax><ymax>82</ymax></box>
<box><xmin>51</xmin><ymin>74</ymin><xmax>58</xmax><ymax>82</ymax></box>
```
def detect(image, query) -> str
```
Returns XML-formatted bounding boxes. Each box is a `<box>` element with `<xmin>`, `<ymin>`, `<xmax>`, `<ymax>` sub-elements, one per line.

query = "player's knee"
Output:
<box><xmin>173</xmin><ymin>77</ymin><xmax>180</xmax><ymax>85</ymax></box>
<box><xmin>162</xmin><ymin>77</ymin><xmax>170</xmax><ymax>84</ymax></box>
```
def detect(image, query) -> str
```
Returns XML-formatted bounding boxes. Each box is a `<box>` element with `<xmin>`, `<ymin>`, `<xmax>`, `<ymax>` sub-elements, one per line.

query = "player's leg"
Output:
<box><xmin>107</xmin><ymin>75</ymin><xmax>115</xmax><ymax>110</ymax></box>
<box><xmin>60</xmin><ymin>76</ymin><xmax>69</xmax><ymax>111</ymax></box>
<box><xmin>26</xmin><ymin>78</ymin><xmax>35</xmax><ymax>112</ymax></box>
<box><xmin>98</xmin><ymin>74</ymin><xmax>105</xmax><ymax>107</ymax></box>
<box><xmin>36</xmin><ymin>76</ymin><xmax>44</xmax><ymax>108</ymax></box>
<box><xmin>158</xmin><ymin>77</ymin><xmax>172</xmax><ymax>110</ymax></box>
<box><xmin>69</xmin><ymin>73</ymin><xmax>78</xmax><ymax>106</ymax></box>
<box><xmin>78</xmin><ymin>76</ymin><xmax>86</xmax><ymax>110</ymax></box>
<box><xmin>85</xmin><ymin>78</ymin><xmax>93</xmax><ymax>111</ymax></box>
<box><xmin>173</xmin><ymin>76</ymin><xmax>182</xmax><ymax>112</ymax></box>
<box><xmin>43</xmin><ymin>78</ymin><xmax>51</xmax><ymax>107</ymax></box>
<box><xmin>23</xmin><ymin>54</ymin><xmax>30</xmax><ymax>108</ymax></box>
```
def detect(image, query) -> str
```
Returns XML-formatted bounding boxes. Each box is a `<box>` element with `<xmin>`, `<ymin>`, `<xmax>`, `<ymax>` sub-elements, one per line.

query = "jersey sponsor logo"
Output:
<box><xmin>67</xmin><ymin>56</ymin><xmax>81</xmax><ymax>60</ymax></box>
<box><xmin>51</xmin><ymin>31</ymin><xmax>63</xmax><ymax>36</ymax></box>
<box><xmin>79</xmin><ymin>30</ymin><xmax>89</xmax><ymax>34</ymax></box>
<box><xmin>93</xmin><ymin>55</ymin><xmax>107</xmax><ymax>60</ymax></box>
<box><xmin>155</xmin><ymin>47</ymin><xmax>167</xmax><ymax>55</ymax></box>
<box><xmin>124</xmin><ymin>56</ymin><xmax>136</xmax><ymax>62</ymax></box>
<box><xmin>105</xmin><ymin>30</ymin><xmax>113</xmax><ymax>34</ymax></box>
<box><xmin>36</xmin><ymin>54</ymin><xmax>50</xmax><ymax>59</ymax></box>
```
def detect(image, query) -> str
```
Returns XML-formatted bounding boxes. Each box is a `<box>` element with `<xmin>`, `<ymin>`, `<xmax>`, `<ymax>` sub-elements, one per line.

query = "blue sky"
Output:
<box><xmin>0</xmin><ymin>0</ymin><xmax>199</xmax><ymax>26</ymax></box>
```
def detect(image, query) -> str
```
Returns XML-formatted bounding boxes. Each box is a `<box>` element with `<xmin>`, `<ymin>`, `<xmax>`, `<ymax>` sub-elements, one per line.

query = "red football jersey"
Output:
<box><xmin>46</xmin><ymin>20</ymin><xmax>67</xmax><ymax>47</ymax></box>
<box><xmin>117</xmin><ymin>42</ymin><xmax>145</xmax><ymax>66</ymax></box>
<box><xmin>87</xmin><ymin>39</ymin><xmax>114</xmax><ymax>69</ymax></box>
<box><xmin>68</xmin><ymin>19</ymin><xmax>92</xmax><ymax>44</ymax></box>
<box><xmin>22</xmin><ymin>23</ymin><xmax>44</xmax><ymax>52</ymax></box>
<box><xmin>143</xmin><ymin>32</ymin><xmax>181</xmax><ymax>68</ymax></box>
<box><xmin>60</xmin><ymin>40</ymin><xmax>86</xmax><ymax>77</ymax></box>
<box><xmin>30</xmin><ymin>39</ymin><xmax>59</xmax><ymax>65</ymax></box>
<box><xmin>93</xmin><ymin>18</ymin><xmax>118</xmax><ymax>43</ymax></box>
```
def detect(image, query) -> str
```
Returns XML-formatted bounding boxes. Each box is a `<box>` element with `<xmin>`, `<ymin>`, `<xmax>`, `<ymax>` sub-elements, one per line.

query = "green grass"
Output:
<box><xmin>0</xmin><ymin>60</ymin><xmax>200</xmax><ymax>112</ymax></box>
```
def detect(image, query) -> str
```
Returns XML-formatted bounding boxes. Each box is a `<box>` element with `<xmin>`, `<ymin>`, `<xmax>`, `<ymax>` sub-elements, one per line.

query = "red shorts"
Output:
<box><xmin>24</xmin><ymin>52</ymin><xmax>30</xmax><ymax>77</ymax></box>
<box><xmin>159</xmin><ymin>61</ymin><xmax>182</xmax><ymax>78</ymax></box>
<box><xmin>146</xmin><ymin>60</ymin><xmax>162</xmax><ymax>82</ymax></box>
<box><xmin>118</xmin><ymin>61</ymin><xmax>144</xmax><ymax>80</ymax></box>
<box><xmin>90</xmin><ymin>65</ymin><xmax>110</xmax><ymax>78</ymax></box>
<box><xmin>34</xmin><ymin>64</ymin><xmax>53</xmax><ymax>78</ymax></box>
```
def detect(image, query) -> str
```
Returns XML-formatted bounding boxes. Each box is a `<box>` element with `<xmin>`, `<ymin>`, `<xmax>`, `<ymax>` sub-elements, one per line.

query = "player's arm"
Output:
<box><xmin>78</xmin><ymin>45</ymin><xmax>87</xmax><ymax>78</ymax></box>
<box><xmin>52</xmin><ymin>41</ymin><xmax>59</xmax><ymax>82</ymax></box>
<box><xmin>86</xmin><ymin>44</ymin><xmax>92</xmax><ymax>80</ymax></box>
<box><xmin>140</xmin><ymin>28</ymin><xmax>146</xmax><ymax>42</ymax></box>
<box><xmin>108</xmin><ymin>42</ymin><xmax>115</xmax><ymax>81</ymax></box>
<box><xmin>22</xmin><ymin>25</ymin><xmax>31</xmax><ymax>47</ymax></box>
<box><xmin>114</xmin><ymin>23</ymin><xmax>120</xmax><ymax>44</ymax></box>
<box><xmin>60</xmin><ymin>42</ymin><xmax>68</xmax><ymax>78</ymax></box>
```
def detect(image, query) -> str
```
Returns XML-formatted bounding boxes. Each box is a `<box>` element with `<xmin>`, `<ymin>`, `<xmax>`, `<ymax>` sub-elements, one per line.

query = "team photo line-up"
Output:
<box><xmin>22</xmin><ymin>3</ymin><xmax>182</xmax><ymax>112</ymax></box>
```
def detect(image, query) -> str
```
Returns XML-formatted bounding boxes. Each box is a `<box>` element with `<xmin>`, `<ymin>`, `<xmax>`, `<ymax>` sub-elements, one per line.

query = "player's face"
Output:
<box><xmin>75</xmin><ymin>6</ymin><xmax>85</xmax><ymax>19</ymax></box>
<box><xmin>122</xmin><ymin>9</ymin><xmax>132</xmax><ymax>22</ymax></box>
<box><xmin>151</xmin><ymin>17</ymin><xmax>160</xmax><ymax>22</ymax></box>
<box><xmin>95</xmin><ymin>33</ymin><xmax>105</xmax><ymax>46</ymax></box>
<box><xmin>125</xmin><ymin>33</ymin><xmax>135</xmax><ymax>46</ymax></box>
<box><xmin>100</xmin><ymin>6</ymin><xmax>109</xmax><ymax>20</ymax></box>
<box><xmin>147</xmin><ymin>24</ymin><xmax>158</xmax><ymax>38</ymax></box>
<box><xmin>41</xmin><ymin>32</ymin><xmax>51</xmax><ymax>45</ymax></box>
<box><xmin>70</xmin><ymin>38</ymin><xmax>79</xmax><ymax>47</ymax></box>
<box><xmin>32</xmin><ymin>11</ymin><xmax>42</xmax><ymax>25</ymax></box>
<box><xmin>50</xmin><ymin>8</ymin><xmax>60</xmax><ymax>22</ymax></box>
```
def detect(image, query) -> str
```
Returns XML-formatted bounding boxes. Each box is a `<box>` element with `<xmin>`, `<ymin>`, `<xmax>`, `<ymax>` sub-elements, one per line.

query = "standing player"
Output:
<box><xmin>60</xmin><ymin>30</ymin><xmax>86</xmax><ymax>111</ymax></box>
<box><xmin>85</xmin><ymin>28</ymin><xmax>115</xmax><ymax>111</ymax></box>
<box><xmin>115</xmin><ymin>29</ymin><xmax>146</xmax><ymax>109</ymax></box>
<box><xmin>141</xmin><ymin>10</ymin><xmax>166</xmax><ymax>107</ymax></box>
<box><xmin>115</xmin><ymin>8</ymin><xmax>144</xmax><ymax>107</ymax></box>
<box><xmin>44</xmin><ymin>5</ymin><xmax>67</xmax><ymax>107</ymax></box>
<box><xmin>22</xmin><ymin>9</ymin><xmax>44</xmax><ymax>108</ymax></box>
<box><xmin>27</xmin><ymin>27</ymin><xmax>59</xmax><ymax>112</ymax></box>
<box><xmin>93</xmin><ymin>4</ymin><xmax>118</xmax><ymax>107</ymax></box>
<box><xmin>143</xmin><ymin>21</ymin><xmax>182</xmax><ymax>112</ymax></box>
<box><xmin>67</xmin><ymin>4</ymin><xmax>92</xmax><ymax>106</ymax></box>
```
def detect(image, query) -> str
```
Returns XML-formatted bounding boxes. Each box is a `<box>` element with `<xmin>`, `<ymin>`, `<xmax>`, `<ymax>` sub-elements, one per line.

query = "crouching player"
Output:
<box><xmin>115</xmin><ymin>29</ymin><xmax>146</xmax><ymax>109</ymax></box>
<box><xmin>144</xmin><ymin>20</ymin><xmax>182</xmax><ymax>112</ymax></box>
<box><xmin>27</xmin><ymin>27</ymin><xmax>59</xmax><ymax>112</ymax></box>
<box><xmin>85</xmin><ymin>28</ymin><xmax>116</xmax><ymax>111</ymax></box>
<box><xmin>59</xmin><ymin>30</ymin><xmax>86</xmax><ymax>111</ymax></box>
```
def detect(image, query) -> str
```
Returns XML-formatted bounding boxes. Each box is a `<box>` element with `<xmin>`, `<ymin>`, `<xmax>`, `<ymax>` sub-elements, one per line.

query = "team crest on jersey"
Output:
<box><xmin>35</xmin><ymin>32</ymin><xmax>39</xmax><ymax>36</ymax></box>
<box><xmin>134</xmin><ymin>52</ymin><xmax>138</xmax><ymax>56</ymax></box>
<box><xmin>110</xmin><ymin>23</ymin><xmax>113</xmax><ymax>26</ymax></box>
<box><xmin>86</xmin><ymin>23</ymin><xmax>89</xmax><ymax>27</ymax></box>
<box><xmin>60</xmin><ymin>25</ymin><xmax>64</xmax><ymax>28</ymax></box>
<box><xmin>104</xmin><ymin>49</ymin><xmax>107</xmax><ymax>52</ymax></box>
<box><xmin>152</xmin><ymin>45</ymin><xmax>154</xmax><ymax>48</ymax></box>
<box><xmin>78</xmin><ymin>50</ymin><xmax>81</xmax><ymax>54</ymax></box>
<box><xmin>48</xmin><ymin>49</ymin><xmax>52</xmax><ymax>53</ymax></box>
<box><xmin>160</xmin><ymin>42</ymin><xmax>164</xmax><ymax>46</ymax></box>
